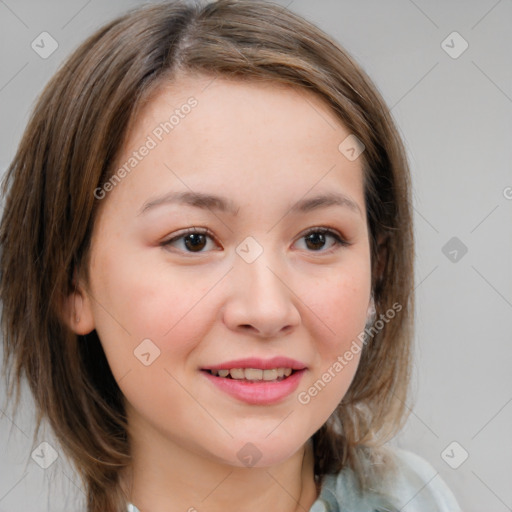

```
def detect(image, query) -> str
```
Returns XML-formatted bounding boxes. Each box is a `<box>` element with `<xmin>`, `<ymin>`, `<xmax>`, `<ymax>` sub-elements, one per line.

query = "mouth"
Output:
<box><xmin>200</xmin><ymin>357</ymin><xmax>307</xmax><ymax>404</ymax></box>
<box><xmin>203</xmin><ymin>367</ymin><xmax>297</xmax><ymax>382</ymax></box>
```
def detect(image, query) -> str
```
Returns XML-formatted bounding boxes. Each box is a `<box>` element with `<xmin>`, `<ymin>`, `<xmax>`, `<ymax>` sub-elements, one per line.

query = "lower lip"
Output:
<box><xmin>202</xmin><ymin>370</ymin><xmax>306</xmax><ymax>405</ymax></box>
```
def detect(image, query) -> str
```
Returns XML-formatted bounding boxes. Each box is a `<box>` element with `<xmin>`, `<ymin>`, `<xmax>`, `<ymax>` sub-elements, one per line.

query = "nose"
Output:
<box><xmin>222</xmin><ymin>251</ymin><xmax>301</xmax><ymax>338</ymax></box>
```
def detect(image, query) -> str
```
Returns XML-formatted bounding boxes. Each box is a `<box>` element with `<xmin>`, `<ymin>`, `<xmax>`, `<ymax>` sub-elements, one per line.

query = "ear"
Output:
<box><xmin>368</xmin><ymin>233</ymin><xmax>388</xmax><ymax>318</ymax></box>
<box><xmin>366</xmin><ymin>294</ymin><xmax>376</xmax><ymax>319</ymax></box>
<box><xmin>61</xmin><ymin>273</ymin><xmax>96</xmax><ymax>335</ymax></box>
<box><xmin>373</xmin><ymin>233</ymin><xmax>388</xmax><ymax>286</ymax></box>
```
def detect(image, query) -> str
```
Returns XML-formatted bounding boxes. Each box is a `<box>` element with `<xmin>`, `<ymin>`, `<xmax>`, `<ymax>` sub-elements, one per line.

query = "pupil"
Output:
<box><xmin>305</xmin><ymin>232</ymin><xmax>325</xmax><ymax>250</ymax></box>
<box><xmin>185</xmin><ymin>234</ymin><xmax>206</xmax><ymax>251</ymax></box>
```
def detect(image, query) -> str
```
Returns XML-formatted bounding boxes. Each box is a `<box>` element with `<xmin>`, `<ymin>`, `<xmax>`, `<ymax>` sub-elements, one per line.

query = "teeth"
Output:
<box><xmin>209</xmin><ymin>367</ymin><xmax>294</xmax><ymax>381</ymax></box>
<box><xmin>263</xmin><ymin>369</ymin><xmax>278</xmax><ymax>381</ymax></box>
<box><xmin>230</xmin><ymin>368</ymin><xmax>245</xmax><ymax>379</ymax></box>
<box><xmin>244</xmin><ymin>368</ymin><xmax>263</xmax><ymax>380</ymax></box>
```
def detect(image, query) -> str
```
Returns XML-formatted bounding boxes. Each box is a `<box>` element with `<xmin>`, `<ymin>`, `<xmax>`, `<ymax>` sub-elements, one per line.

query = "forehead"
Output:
<box><xmin>109</xmin><ymin>74</ymin><xmax>366</xmax><ymax>216</ymax></box>
<box><xmin>132</xmin><ymin>74</ymin><xmax>349</xmax><ymax>147</ymax></box>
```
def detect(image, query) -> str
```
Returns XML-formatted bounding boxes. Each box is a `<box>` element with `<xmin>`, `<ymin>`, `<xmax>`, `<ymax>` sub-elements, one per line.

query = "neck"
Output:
<box><xmin>120</xmin><ymin>422</ymin><xmax>318</xmax><ymax>512</ymax></box>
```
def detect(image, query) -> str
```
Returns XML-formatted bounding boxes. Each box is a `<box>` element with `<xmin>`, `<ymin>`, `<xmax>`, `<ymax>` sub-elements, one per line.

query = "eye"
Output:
<box><xmin>161</xmin><ymin>228</ymin><xmax>218</xmax><ymax>253</ymax></box>
<box><xmin>161</xmin><ymin>226</ymin><xmax>350</xmax><ymax>255</ymax></box>
<box><xmin>295</xmin><ymin>227</ymin><xmax>349</xmax><ymax>253</ymax></box>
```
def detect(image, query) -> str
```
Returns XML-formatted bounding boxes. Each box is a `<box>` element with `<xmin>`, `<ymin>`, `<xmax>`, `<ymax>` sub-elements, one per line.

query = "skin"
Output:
<box><xmin>67</xmin><ymin>74</ymin><xmax>373</xmax><ymax>512</ymax></box>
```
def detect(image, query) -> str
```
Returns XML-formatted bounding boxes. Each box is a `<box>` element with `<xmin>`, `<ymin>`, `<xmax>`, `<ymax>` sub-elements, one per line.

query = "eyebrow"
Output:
<box><xmin>138</xmin><ymin>190</ymin><xmax>362</xmax><ymax>217</ymax></box>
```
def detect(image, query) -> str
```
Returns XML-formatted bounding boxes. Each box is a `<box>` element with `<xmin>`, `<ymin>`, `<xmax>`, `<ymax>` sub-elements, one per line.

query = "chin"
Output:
<box><xmin>226</xmin><ymin>438</ymin><xmax>307</xmax><ymax>469</ymax></box>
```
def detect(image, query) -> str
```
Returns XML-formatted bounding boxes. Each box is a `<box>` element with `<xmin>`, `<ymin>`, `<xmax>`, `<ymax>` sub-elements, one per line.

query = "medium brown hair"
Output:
<box><xmin>0</xmin><ymin>1</ymin><xmax>414</xmax><ymax>510</ymax></box>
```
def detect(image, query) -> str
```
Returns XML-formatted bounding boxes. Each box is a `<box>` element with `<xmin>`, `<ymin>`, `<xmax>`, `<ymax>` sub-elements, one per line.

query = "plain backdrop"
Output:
<box><xmin>0</xmin><ymin>1</ymin><xmax>511</xmax><ymax>511</ymax></box>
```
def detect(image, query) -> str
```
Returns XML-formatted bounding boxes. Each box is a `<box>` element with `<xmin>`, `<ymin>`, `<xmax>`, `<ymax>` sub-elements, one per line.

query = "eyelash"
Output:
<box><xmin>161</xmin><ymin>226</ymin><xmax>350</xmax><ymax>254</ymax></box>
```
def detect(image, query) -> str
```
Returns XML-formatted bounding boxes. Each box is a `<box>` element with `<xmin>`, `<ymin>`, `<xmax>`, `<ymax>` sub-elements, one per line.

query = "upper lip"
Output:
<box><xmin>202</xmin><ymin>357</ymin><xmax>307</xmax><ymax>371</ymax></box>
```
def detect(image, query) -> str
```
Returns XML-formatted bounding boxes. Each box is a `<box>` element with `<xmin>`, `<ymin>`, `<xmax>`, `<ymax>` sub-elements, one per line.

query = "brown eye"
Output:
<box><xmin>296</xmin><ymin>228</ymin><xmax>349</xmax><ymax>252</ymax></box>
<box><xmin>162</xmin><ymin>229</ymin><xmax>217</xmax><ymax>253</ymax></box>
<box><xmin>304</xmin><ymin>231</ymin><xmax>327</xmax><ymax>251</ymax></box>
<box><xmin>182</xmin><ymin>233</ymin><xmax>208</xmax><ymax>252</ymax></box>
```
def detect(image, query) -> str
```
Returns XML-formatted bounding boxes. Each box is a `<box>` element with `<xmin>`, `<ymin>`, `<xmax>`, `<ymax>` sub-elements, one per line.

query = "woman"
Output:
<box><xmin>0</xmin><ymin>1</ymin><xmax>461</xmax><ymax>510</ymax></box>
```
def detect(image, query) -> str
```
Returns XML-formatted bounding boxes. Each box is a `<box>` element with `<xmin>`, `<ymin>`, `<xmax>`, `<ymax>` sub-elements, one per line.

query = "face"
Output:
<box><xmin>74</xmin><ymin>75</ymin><xmax>372</xmax><ymax>468</ymax></box>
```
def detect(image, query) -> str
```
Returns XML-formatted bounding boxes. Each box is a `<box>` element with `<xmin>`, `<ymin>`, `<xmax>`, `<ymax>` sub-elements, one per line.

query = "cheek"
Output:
<box><xmin>319</xmin><ymin>281</ymin><xmax>368</xmax><ymax>333</ymax></box>
<box><xmin>303</xmin><ymin>264</ymin><xmax>371</xmax><ymax>349</ymax></box>
<box><xmin>88</xmin><ymin>247</ymin><xmax>223</xmax><ymax>371</ymax></box>
<box><xmin>292</xmin><ymin>260</ymin><xmax>371</xmax><ymax>413</ymax></box>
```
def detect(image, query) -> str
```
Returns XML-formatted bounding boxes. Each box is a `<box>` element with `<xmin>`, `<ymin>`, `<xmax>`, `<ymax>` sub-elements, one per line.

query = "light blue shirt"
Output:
<box><xmin>127</xmin><ymin>448</ymin><xmax>461</xmax><ymax>511</ymax></box>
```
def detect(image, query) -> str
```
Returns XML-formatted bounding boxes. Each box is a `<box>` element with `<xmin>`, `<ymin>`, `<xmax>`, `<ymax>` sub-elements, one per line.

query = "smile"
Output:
<box><xmin>201</xmin><ymin>356</ymin><xmax>307</xmax><ymax>405</ymax></box>
<box><xmin>206</xmin><ymin>367</ymin><xmax>294</xmax><ymax>381</ymax></box>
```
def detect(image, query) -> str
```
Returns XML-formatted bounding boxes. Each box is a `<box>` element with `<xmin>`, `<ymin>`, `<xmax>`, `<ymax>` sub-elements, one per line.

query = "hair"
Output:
<box><xmin>0</xmin><ymin>1</ymin><xmax>414</xmax><ymax>510</ymax></box>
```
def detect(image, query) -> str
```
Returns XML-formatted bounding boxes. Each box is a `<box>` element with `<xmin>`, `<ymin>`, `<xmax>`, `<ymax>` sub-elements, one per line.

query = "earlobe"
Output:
<box><xmin>366</xmin><ymin>294</ymin><xmax>376</xmax><ymax>324</ymax></box>
<box><xmin>74</xmin><ymin>293</ymin><xmax>82</xmax><ymax>324</ymax></box>
<box><xmin>62</xmin><ymin>279</ymin><xmax>95</xmax><ymax>335</ymax></box>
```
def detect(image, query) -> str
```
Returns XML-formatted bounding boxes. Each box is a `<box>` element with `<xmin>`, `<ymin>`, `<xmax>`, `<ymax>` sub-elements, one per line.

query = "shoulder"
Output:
<box><xmin>314</xmin><ymin>446</ymin><xmax>461</xmax><ymax>512</ymax></box>
<box><xmin>383</xmin><ymin>447</ymin><xmax>462</xmax><ymax>511</ymax></box>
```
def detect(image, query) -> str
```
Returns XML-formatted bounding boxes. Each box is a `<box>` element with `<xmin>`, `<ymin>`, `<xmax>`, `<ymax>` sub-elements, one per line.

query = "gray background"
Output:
<box><xmin>1</xmin><ymin>0</ymin><xmax>511</xmax><ymax>510</ymax></box>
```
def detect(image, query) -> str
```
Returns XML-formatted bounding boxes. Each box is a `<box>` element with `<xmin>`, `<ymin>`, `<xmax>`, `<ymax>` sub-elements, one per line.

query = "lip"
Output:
<box><xmin>202</xmin><ymin>357</ymin><xmax>307</xmax><ymax>371</ymax></box>
<box><xmin>202</xmin><ymin>368</ymin><xmax>306</xmax><ymax>405</ymax></box>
